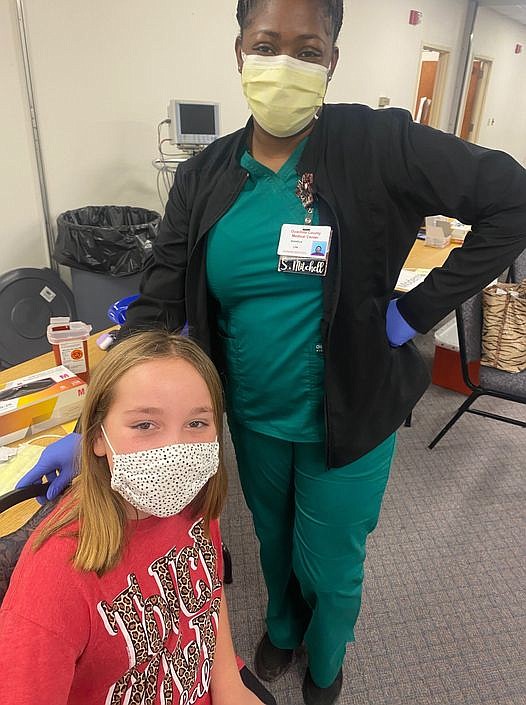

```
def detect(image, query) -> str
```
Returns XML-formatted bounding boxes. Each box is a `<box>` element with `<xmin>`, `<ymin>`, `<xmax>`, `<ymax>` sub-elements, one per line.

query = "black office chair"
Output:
<box><xmin>507</xmin><ymin>246</ymin><xmax>526</xmax><ymax>284</ymax></box>
<box><xmin>0</xmin><ymin>485</ymin><xmax>55</xmax><ymax>604</ymax></box>
<box><xmin>428</xmin><ymin>289</ymin><xmax>526</xmax><ymax>448</ymax></box>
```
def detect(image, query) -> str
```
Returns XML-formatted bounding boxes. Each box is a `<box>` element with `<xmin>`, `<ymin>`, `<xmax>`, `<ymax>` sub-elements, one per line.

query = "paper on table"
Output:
<box><xmin>396</xmin><ymin>268</ymin><xmax>432</xmax><ymax>292</ymax></box>
<box><xmin>0</xmin><ymin>444</ymin><xmax>44</xmax><ymax>495</ymax></box>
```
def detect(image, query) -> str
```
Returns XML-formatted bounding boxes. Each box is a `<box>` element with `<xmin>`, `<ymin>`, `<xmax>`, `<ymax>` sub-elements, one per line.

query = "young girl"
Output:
<box><xmin>0</xmin><ymin>331</ymin><xmax>268</xmax><ymax>705</ymax></box>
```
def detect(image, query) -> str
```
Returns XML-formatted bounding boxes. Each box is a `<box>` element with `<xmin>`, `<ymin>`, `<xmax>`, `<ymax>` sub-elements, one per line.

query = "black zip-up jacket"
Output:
<box><xmin>122</xmin><ymin>104</ymin><xmax>526</xmax><ymax>466</ymax></box>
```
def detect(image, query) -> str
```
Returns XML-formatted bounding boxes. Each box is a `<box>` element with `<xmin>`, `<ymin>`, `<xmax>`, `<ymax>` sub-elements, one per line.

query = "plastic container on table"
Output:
<box><xmin>425</xmin><ymin>215</ymin><xmax>452</xmax><ymax>249</ymax></box>
<box><xmin>432</xmin><ymin>317</ymin><xmax>480</xmax><ymax>395</ymax></box>
<box><xmin>47</xmin><ymin>317</ymin><xmax>93</xmax><ymax>383</ymax></box>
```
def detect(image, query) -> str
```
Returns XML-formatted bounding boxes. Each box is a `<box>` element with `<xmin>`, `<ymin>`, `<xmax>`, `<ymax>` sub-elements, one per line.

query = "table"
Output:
<box><xmin>395</xmin><ymin>240</ymin><xmax>461</xmax><ymax>292</ymax></box>
<box><xmin>0</xmin><ymin>330</ymin><xmax>113</xmax><ymax>536</ymax></box>
<box><xmin>404</xmin><ymin>239</ymin><xmax>460</xmax><ymax>269</ymax></box>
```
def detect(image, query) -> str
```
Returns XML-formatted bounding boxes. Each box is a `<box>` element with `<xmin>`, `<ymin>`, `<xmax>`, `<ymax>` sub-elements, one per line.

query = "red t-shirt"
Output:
<box><xmin>0</xmin><ymin>510</ymin><xmax>223</xmax><ymax>704</ymax></box>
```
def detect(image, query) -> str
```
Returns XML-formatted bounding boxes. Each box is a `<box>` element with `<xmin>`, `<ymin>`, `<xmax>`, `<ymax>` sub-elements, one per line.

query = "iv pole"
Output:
<box><xmin>15</xmin><ymin>0</ymin><xmax>57</xmax><ymax>272</ymax></box>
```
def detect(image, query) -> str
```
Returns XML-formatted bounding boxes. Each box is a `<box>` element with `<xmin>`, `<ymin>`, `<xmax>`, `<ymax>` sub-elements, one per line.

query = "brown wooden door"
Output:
<box><xmin>460</xmin><ymin>60</ymin><xmax>483</xmax><ymax>140</ymax></box>
<box><xmin>414</xmin><ymin>61</ymin><xmax>439</xmax><ymax>125</ymax></box>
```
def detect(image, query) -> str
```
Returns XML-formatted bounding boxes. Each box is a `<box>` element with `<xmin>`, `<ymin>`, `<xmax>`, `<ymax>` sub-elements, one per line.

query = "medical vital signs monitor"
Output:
<box><xmin>168</xmin><ymin>100</ymin><xmax>220</xmax><ymax>148</ymax></box>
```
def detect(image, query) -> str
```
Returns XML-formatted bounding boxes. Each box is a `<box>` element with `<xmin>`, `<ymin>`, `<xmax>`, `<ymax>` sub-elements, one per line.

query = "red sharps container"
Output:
<box><xmin>47</xmin><ymin>317</ymin><xmax>93</xmax><ymax>384</ymax></box>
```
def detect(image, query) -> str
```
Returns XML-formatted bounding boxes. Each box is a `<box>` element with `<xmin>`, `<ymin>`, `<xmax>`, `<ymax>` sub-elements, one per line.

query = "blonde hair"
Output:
<box><xmin>34</xmin><ymin>331</ymin><xmax>228</xmax><ymax>575</ymax></box>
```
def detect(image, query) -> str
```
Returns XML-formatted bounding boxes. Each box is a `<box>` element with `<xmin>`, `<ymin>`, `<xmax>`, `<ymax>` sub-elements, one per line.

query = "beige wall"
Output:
<box><xmin>1</xmin><ymin>0</ymin><xmax>524</xmax><ymax>277</ymax></box>
<box><xmin>335</xmin><ymin>0</ymin><xmax>468</xmax><ymax>131</ymax></box>
<box><xmin>471</xmin><ymin>6</ymin><xmax>526</xmax><ymax>164</ymax></box>
<box><xmin>0</xmin><ymin>0</ymin><xmax>48</xmax><ymax>273</ymax></box>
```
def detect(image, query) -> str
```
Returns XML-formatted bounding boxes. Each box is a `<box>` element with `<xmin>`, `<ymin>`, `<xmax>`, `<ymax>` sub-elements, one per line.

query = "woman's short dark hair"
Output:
<box><xmin>236</xmin><ymin>0</ymin><xmax>344</xmax><ymax>42</ymax></box>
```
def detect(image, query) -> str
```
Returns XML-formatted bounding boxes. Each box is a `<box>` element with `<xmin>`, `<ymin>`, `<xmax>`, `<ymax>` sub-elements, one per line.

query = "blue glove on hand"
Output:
<box><xmin>16</xmin><ymin>432</ymin><xmax>81</xmax><ymax>503</ymax></box>
<box><xmin>386</xmin><ymin>299</ymin><xmax>417</xmax><ymax>347</ymax></box>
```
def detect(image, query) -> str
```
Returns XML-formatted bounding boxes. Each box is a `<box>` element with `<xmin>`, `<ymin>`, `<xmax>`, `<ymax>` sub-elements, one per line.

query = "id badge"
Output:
<box><xmin>277</xmin><ymin>224</ymin><xmax>332</xmax><ymax>277</ymax></box>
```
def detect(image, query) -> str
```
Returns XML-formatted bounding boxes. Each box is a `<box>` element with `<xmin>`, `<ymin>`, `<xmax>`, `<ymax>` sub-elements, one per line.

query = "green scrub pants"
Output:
<box><xmin>228</xmin><ymin>419</ymin><xmax>396</xmax><ymax>688</ymax></box>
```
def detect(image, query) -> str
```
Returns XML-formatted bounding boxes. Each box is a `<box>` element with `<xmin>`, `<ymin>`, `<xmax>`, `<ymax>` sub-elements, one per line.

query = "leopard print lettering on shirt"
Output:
<box><xmin>97</xmin><ymin>519</ymin><xmax>221</xmax><ymax>704</ymax></box>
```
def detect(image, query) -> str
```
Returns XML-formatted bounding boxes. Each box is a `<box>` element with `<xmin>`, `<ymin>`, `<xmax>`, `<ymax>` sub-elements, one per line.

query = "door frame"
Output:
<box><xmin>413</xmin><ymin>43</ymin><xmax>451</xmax><ymax>128</ymax></box>
<box><xmin>457</xmin><ymin>53</ymin><xmax>493</xmax><ymax>142</ymax></box>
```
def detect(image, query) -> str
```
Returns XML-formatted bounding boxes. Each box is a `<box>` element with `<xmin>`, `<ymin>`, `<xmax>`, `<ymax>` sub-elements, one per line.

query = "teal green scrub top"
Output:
<box><xmin>206</xmin><ymin>140</ymin><xmax>325</xmax><ymax>442</ymax></box>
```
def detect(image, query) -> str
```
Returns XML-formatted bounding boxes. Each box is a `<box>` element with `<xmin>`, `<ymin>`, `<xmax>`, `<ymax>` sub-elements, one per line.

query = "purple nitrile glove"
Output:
<box><xmin>386</xmin><ymin>299</ymin><xmax>417</xmax><ymax>347</ymax></box>
<box><xmin>15</xmin><ymin>432</ymin><xmax>81</xmax><ymax>503</ymax></box>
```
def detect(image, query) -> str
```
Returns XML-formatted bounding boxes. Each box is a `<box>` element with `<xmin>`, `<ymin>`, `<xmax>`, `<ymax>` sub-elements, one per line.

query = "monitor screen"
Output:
<box><xmin>179</xmin><ymin>104</ymin><xmax>216</xmax><ymax>135</ymax></box>
<box><xmin>170</xmin><ymin>101</ymin><xmax>219</xmax><ymax>146</ymax></box>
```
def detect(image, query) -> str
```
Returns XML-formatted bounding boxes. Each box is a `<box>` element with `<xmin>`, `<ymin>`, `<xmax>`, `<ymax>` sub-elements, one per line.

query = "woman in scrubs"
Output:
<box><xmin>19</xmin><ymin>2</ymin><xmax>526</xmax><ymax>704</ymax></box>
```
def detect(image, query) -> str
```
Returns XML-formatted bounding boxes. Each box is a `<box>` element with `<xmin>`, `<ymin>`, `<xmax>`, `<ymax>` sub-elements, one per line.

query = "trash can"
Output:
<box><xmin>54</xmin><ymin>205</ymin><xmax>160</xmax><ymax>332</ymax></box>
<box><xmin>0</xmin><ymin>267</ymin><xmax>76</xmax><ymax>369</ymax></box>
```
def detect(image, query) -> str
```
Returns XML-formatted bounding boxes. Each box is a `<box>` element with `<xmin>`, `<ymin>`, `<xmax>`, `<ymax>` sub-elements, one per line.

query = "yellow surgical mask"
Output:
<box><xmin>241</xmin><ymin>54</ymin><xmax>329</xmax><ymax>138</ymax></box>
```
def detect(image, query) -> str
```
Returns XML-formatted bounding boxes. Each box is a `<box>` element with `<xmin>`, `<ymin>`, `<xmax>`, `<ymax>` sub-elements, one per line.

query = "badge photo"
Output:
<box><xmin>277</xmin><ymin>224</ymin><xmax>332</xmax><ymax>261</ymax></box>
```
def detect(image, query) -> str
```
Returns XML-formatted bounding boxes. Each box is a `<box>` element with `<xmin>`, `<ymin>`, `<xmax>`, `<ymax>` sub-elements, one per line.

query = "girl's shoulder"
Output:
<box><xmin>1</xmin><ymin>514</ymin><xmax>87</xmax><ymax>633</ymax></box>
<box><xmin>0</xmin><ymin>527</ymin><xmax>91</xmax><ymax>663</ymax></box>
<box><xmin>11</xmin><ymin>519</ymin><xmax>79</xmax><ymax>592</ymax></box>
<box><xmin>3</xmin><ymin>495</ymin><xmax>81</xmax><ymax>602</ymax></box>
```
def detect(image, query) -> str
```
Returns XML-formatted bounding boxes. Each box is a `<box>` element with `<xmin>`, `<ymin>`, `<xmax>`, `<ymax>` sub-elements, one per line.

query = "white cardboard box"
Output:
<box><xmin>0</xmin><ymin>365</ymin><xmax>86</xmax><ymax>445</ymax></box>
<box><xmin>425</xmin><ymin>216</ymin><xmax>452</xmax><ymax>248</ymax></box>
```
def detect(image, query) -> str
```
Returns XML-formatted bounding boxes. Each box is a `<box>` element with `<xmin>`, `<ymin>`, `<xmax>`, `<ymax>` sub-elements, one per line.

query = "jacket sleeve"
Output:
<box><xmin>119</xmin><ymin>166</ymin><xmax>191</xmax><ymax>337</ymax></box>
<box><xmin>387</xmin><ymin>110</ymin><xmax>526</xmax><ymax>333</ymax></box>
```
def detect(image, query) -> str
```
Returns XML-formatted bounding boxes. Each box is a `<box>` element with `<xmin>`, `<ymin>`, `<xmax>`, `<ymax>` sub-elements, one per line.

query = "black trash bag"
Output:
<box><xmin>54</xmin><ymin>205</ymin><xmax>161</xmax><ymax>277</ymax></box>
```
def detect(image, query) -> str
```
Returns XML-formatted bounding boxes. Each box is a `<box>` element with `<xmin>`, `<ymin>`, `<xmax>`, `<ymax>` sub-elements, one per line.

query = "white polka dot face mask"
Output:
<box><xmin>101</xmin><ymin>426</ymin><xmax>219</xmax><ymax>517</ymax></box>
